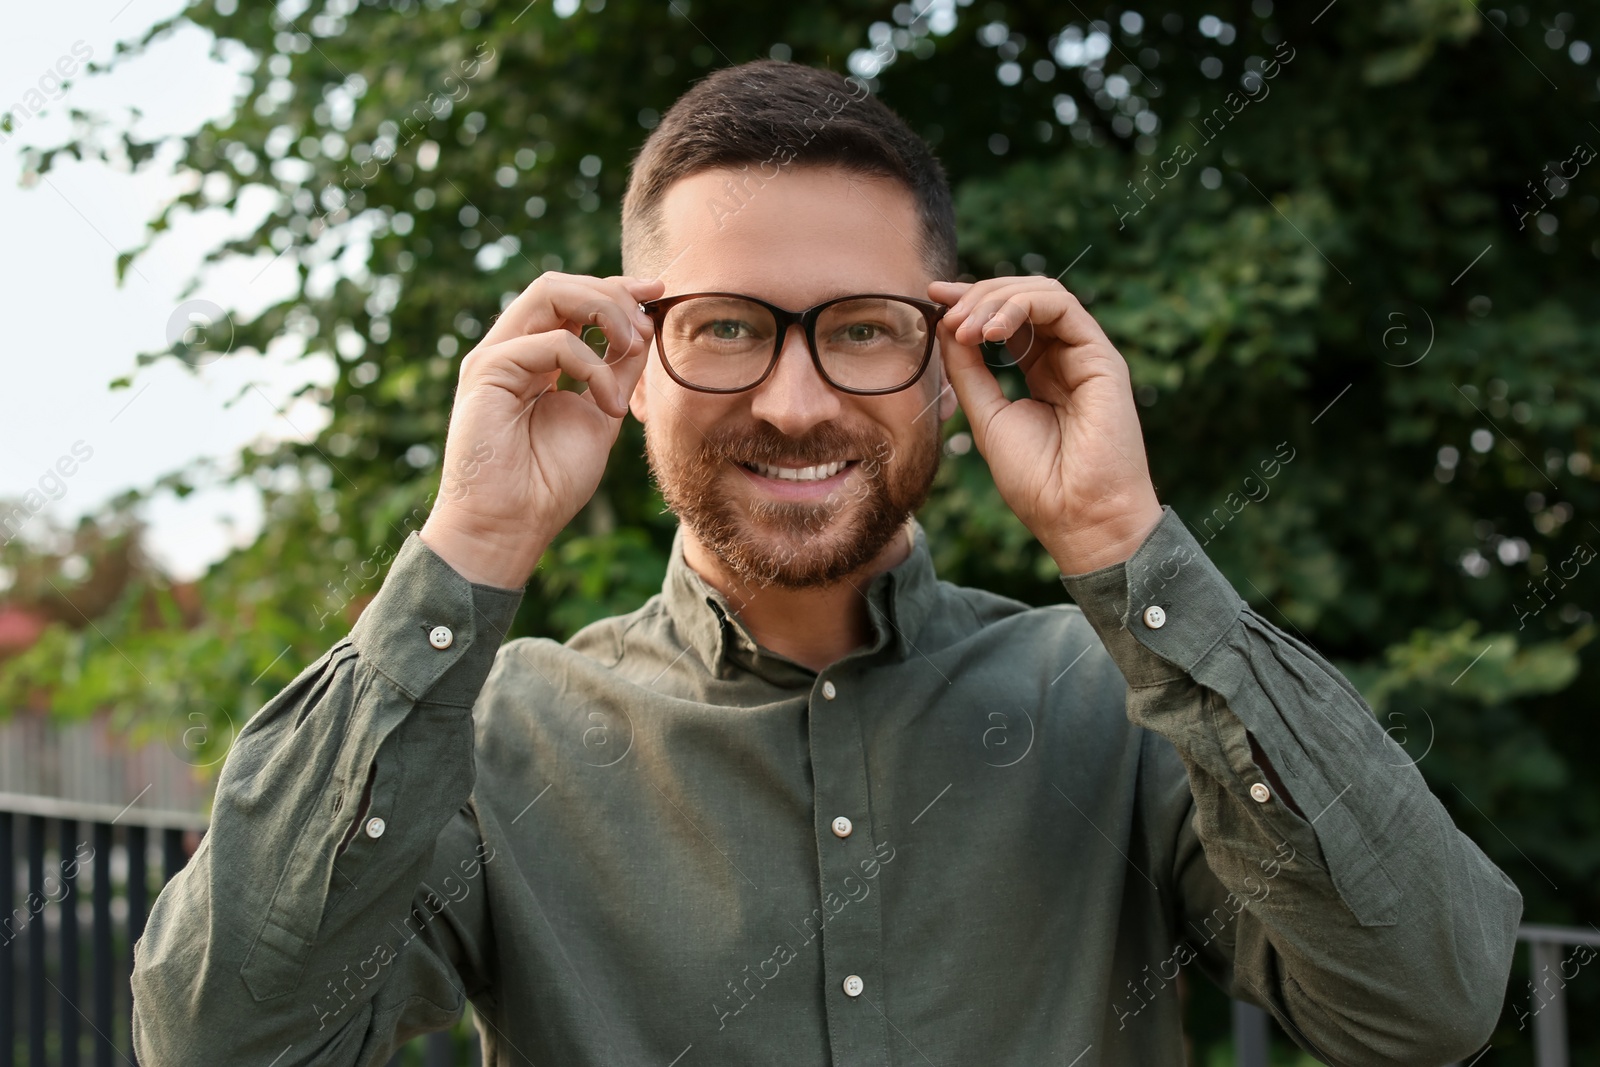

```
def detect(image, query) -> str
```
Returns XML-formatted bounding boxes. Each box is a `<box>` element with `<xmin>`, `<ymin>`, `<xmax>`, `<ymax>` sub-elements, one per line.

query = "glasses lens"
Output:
<box><xmin>815</xmin><ymin>298</ymin><xmax>930</xmax><ymax>391</ymax></box>
<box><xmin>660</xmin><ymin>296</ymin><xmax>778</xmax><ymax>390</ymax></box>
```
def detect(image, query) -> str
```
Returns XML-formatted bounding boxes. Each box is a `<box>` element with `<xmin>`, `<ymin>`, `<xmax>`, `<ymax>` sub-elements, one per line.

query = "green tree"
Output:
<box><xmin>10</xmin><ymin>0</ymin><xmax>1599</xmax><ymax>1060</ymax></box>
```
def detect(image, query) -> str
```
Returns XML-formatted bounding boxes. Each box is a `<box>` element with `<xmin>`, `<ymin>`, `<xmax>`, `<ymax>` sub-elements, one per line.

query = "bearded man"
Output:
<box><xmin>132</xmin><ymin>60</ymin><xmax>1520</xmax><ymax>1067</ymax></box>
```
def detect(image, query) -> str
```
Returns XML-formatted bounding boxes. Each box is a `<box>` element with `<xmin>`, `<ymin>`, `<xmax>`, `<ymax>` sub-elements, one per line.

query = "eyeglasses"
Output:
<box><xmin>638</xmin><ymin>292</ymin><xmax>947</xmax><ymax>396</ymax></box>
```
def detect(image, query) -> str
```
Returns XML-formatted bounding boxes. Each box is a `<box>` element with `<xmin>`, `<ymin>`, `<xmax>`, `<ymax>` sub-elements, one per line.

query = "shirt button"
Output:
<box><xmin>365</xmin><ymin>816</ymin><xmax>387</xmax><ymax>839</ymax></box>
<box><xmin>821</xmin><ymin>680</ymin><xmax>837</xmax><ymax>700</ymax></box>
<box><xmin>428</xmin><ymin>625</ymin><xmax>454</xmax><ymax>650</ymax></box>
<box><xmin>1142</xmin><ymin>605</ymin><xmax>1166</xmax><ymax>629</ymax></box>
<box><xmin>842</xmin><ymin>974</ymin><xmax>864</xmax><ymax>998</ymax></box>
<box><xmin>1249</xmin><ymin>783</ymin><xmax>1271</xmax><ymax>804</ymax></box>
<box><xmin>831</xmin><ymin>816</ymin><xmax>853</xmax><ymax>839</ymax></box>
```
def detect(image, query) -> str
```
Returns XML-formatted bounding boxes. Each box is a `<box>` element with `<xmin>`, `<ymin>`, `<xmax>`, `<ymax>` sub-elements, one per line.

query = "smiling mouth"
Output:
<box><xmin>736</xmin><ymin>459</ymin><xmax>858</xmax><ymax>482</ymax></box>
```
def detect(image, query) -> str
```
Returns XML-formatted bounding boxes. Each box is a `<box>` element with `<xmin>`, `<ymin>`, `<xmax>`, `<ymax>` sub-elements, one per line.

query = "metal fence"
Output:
<box><xmin>0</xmin><ymin>791</ymin><xmax>1590</xmax><ymax>1065</ymax></box>
<box><xmin>0</xmin><ymin>793</ymin><xmax>472</xmax><ymax>1067</ymax></box>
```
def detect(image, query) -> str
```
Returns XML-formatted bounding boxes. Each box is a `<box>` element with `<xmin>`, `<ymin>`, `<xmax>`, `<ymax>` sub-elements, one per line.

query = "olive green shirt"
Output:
<box><xmin>132</xmin><ymin>505</ymin><xmax>1521</xmax><ymax>1066</ymax></box>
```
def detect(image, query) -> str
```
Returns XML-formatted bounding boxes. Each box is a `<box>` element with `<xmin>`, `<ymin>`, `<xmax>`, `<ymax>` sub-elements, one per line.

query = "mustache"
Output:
<box><xmin>698</xmin><ymin>423</ymin><xmax>893</xmax><ymax>468</ymax></box>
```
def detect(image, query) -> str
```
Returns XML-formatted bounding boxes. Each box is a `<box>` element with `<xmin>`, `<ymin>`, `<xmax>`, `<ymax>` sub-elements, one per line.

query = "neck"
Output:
<box><xmin>682</xmin><ymin>521</ymin><xmax>916</xmax><ymax>672</ymax></box>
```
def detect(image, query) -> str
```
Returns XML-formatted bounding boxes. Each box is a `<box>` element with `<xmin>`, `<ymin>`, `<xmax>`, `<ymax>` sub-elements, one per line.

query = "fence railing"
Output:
<box><xmin>0</xmin><ymin>791</ymin><xmax>205</xmax><ymax>1067</ymax></box>
<box><xmin>1</xmin><ymin>790</ymin><xmax>1590</xmax><ymax>1065</ymax></box>
<box><xmin>0</xmin><ymin>792</ymin><xmax>471</xmax><ymax>1067</ymax></box>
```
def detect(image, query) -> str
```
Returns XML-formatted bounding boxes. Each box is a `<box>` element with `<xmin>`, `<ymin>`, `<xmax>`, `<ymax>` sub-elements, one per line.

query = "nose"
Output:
<box><xmin>747</xmin><ymin>322</ymin><xmax>843</xmax><ymax>437</ymax></box>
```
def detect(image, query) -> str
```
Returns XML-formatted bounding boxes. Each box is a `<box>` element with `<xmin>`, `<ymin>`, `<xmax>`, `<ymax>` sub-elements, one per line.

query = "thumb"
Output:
<box><xmin>938</xmin><ymin>322</ymin><xmax>1008</xmax><ymax>451</ymax></box>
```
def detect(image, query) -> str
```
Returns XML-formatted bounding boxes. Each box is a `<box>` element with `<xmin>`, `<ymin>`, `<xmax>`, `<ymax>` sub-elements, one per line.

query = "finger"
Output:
<box><xmin>483</xmin><ymin>273</ymin><xmax>647</xmax><ymax>353</ymax></box>
<box><xmin>466</xmin><ymin>330</ymin><xmax>628</xmax><ymax>417</ymax></box>
<box><xmin>940</xmin><ymin>277</ymin><xmax>1042</xmax><ymax>323</ymax></box>
<box><xmin>948</xmin><ymin>280</ymin><xmax>1062</xmax><ymax>345</ymax></box>
<box><xmin>959</xmin><ymin>281</ymin><xmax>1113</xmax><ymax>352</ymax></box>
<box><xmin>594</xmin><ymin>274</ymin><xmax>664</xmax><ymax>343</ymax></box>
<box><xmin>556</xmin><ymin>282</ymin><xmax>645</xmax><ymax>365</ymax></box>
<box><xmin>977</xmin><ymin>294</ymin><xmax>1034</xmax><ymax>342</ymax></box>
<box><xmin>936</xmin><ymin>322</ymin><xmax>1008</xmax><ymax>451</ymax></box>
<box><xmin>927</xmin><ymin>279</ymin><xmax>973</xmax><ymax>304</ymax></box>
<box><xmin>609</xmin><ymin>274</ymin><xmax>666</xmax><ymax>305</ymax></box>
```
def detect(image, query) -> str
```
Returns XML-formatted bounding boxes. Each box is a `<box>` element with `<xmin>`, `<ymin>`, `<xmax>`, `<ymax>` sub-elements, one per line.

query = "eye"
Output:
<box><xmin>708</xmin><ymin>319</ymin><xmax>750</xmax><ymax>340</ymax></box>
<box><xmin>832</xmin><ymin>320</ymin><xmax>898</xmax><ymax>346</ymax></box>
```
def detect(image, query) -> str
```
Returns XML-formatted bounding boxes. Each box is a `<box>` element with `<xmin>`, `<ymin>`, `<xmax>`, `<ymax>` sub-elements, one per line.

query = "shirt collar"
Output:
<box><xmin>662</xmin><ymin>519</ymin><xmax>940</xmax><ymax>684</ymax></box>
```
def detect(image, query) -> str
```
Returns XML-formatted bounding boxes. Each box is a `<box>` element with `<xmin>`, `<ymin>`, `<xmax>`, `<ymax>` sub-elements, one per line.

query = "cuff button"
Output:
<box><xmin>428</xmin><ymin>625</ymin><xmax>455</xmax><ymax>650</ymax></box>
<box><xmin>1142</xmin><ymin>605</ymin><xmax>1167</xmax><ymax>629</ymax></box>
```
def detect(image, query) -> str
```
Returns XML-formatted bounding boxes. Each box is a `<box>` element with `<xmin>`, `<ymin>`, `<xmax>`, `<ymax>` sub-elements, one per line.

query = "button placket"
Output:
<box><xmin>806</xmin><ymin>674</ymin><xmax>887</xmax><ymax>1059</ymax></box>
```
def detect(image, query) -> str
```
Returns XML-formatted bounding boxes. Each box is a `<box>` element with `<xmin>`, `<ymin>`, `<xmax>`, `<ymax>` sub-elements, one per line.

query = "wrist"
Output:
<box><xmin>419</xmin><ymin>514</ymin><xmax>550</xmax><ymax>589</ymax></box>
<box><xmin>1046</xmin><ymin>498</ymin><xmax>1165</xmax><ymax>576</ymax></box>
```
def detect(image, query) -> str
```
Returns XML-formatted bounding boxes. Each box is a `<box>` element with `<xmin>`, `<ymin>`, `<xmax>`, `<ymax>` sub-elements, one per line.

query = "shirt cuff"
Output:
<box><xmin>348</xmin><ymin>530</ymin><xmax>524</xmax><ymax>706</ymax></box>
<box><xmin>1058</xmin><ymin>505</ymin><xmax>1244</xmax><ymax>688</ymax></box>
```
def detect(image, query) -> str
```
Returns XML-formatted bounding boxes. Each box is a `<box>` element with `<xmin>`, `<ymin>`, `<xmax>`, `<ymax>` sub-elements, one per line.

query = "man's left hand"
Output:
<box><xmin>929</xmin><ymin>276</ymin><xmax>1164</xmax><ymax>575</ymax></box>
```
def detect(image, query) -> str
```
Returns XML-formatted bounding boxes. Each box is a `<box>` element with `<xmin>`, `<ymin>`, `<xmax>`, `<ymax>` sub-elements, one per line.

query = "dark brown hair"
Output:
<box><xmin>621</xmin><ymin>59</ymin><xmax>957</xmax><ymax>280</ymax></box>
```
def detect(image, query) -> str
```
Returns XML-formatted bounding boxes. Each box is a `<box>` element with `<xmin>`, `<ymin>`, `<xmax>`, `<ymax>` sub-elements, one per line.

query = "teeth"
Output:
<box><xmin>748</xmin><ymin>460</ymin><xmax>849</xmax><ymax>482</ymax></box>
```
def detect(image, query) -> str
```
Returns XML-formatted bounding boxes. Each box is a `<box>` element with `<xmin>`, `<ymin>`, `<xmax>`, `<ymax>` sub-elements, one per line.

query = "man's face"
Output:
<box><xmin>631</xmin><ymin>165</ymin><xmax>957</xmax><ymax>589</ymax></box>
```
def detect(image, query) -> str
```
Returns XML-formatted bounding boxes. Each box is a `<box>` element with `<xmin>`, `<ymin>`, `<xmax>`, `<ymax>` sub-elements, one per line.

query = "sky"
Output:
<box><xmin>1</xmin><ymin>0</ymin><xmax>329</xmax><ymax>581</ymax></box>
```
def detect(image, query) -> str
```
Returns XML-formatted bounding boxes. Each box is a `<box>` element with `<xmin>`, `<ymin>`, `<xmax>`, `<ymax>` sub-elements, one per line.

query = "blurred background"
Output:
<box><xmin>1</xmin><ymin>0</ymin><xmax>1597</xmax><ymax>1063</ymax></box>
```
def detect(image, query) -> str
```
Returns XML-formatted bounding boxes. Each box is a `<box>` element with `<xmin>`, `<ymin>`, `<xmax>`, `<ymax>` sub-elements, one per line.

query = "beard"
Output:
<box><xmin>645</xmin><ymin>414</ymin><xmax>940</xmax><ymax>590</ymax></box>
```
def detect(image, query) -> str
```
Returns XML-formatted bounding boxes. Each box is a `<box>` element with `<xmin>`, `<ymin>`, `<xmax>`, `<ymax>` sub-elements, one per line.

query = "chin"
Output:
<box><xmin>721</xmin><ymin>501</ymin><xmax>886</xmax><ymax>590</ymax></box>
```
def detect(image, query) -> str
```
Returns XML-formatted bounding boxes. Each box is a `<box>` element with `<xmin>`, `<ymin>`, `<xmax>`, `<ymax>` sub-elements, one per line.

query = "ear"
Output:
<box><xmin>629</xmin><ymin>360</ymin><xmax>651</xmax><ymax>423</ymax></box>
<box><xmin>935</xmin><ymin>345</ymin><xmax>959</xmax><ymax>421</ymax></box>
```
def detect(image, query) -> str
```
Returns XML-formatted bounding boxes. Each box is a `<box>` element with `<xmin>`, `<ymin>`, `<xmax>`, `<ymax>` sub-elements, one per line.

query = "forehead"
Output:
<box><xmin>653</xmin><ymin>165</ymin><xmax>929</xmax><ymax>304</ymax></box>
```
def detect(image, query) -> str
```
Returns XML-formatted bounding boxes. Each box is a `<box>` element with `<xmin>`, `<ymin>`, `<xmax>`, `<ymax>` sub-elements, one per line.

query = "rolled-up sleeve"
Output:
<box><xmin>1061</xmin><ymin>505</ymin><xmax>1523</xmax><ymax>1066</ymax></box>
<box><xmin>132</xmin><ymin>531</ymin><xmax>523</xmax><ymax>1066</ymax></box>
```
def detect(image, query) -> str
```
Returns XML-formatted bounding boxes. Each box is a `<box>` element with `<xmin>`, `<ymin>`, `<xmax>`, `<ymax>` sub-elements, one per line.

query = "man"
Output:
<box><xmin>132</xmin><ymin>60</ymin><xmax>1520</xmax><ymax>1066</ymax></box>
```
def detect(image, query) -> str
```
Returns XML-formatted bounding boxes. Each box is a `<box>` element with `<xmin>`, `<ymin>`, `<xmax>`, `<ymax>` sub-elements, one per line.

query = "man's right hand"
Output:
<box><xmin>419</xmin><ymin>272</ymin><xmax>664</xmax><ymax>588</ymax></box>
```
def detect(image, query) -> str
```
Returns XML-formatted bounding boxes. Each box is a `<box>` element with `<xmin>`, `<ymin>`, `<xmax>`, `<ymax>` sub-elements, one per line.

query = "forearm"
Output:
<box><xmin>131</xmin><ymin>532</ymin><xmax>522</xmax><ymax>1065</ymax></box>
<box><xmin>1062</xmin><ymin>506</ymin><xmax>1523</xmax><ymax>1065</ymax></box>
